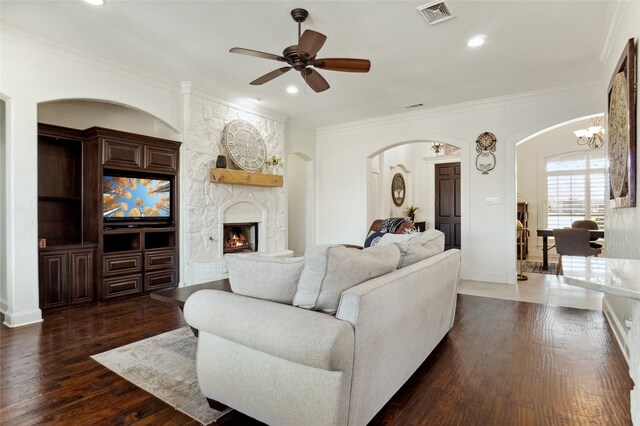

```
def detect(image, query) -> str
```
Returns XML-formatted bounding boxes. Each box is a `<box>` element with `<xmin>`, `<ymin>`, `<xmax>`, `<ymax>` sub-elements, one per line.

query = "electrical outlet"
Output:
<box><xmin>485</xmin><ymin>197</ymin><xmax>500</xmax><ymax>205</ymax></box>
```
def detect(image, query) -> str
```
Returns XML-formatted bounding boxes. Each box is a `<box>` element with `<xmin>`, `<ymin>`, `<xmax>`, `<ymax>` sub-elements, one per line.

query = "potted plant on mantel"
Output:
<box><xmin>403</xmin><ymin>205</ymin><xmax>419</xmax><ymax>222</ymax></box>
<box><xmin>264</xmin><ymin>155</ymin><xmax>285</xmax><ymax>175</ymax></box>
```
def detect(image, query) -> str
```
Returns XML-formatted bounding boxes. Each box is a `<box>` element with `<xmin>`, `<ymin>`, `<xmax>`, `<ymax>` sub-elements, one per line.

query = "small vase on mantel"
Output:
<box><xmin>215</xmin><ymin>155</ymin><xmax>227</xmax><ymax>169</ymax></box>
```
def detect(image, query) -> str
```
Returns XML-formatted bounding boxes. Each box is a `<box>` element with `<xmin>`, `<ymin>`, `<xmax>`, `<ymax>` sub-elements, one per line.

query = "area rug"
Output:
<box><xmin>522</xmin><ymin>260</ymin><xmax>558</xmax><ymax>275</ymax></box>
<box><xmin>92</xmin><ymin>326</ymin><xmax>231</xmax><ymax>425</ymax></box>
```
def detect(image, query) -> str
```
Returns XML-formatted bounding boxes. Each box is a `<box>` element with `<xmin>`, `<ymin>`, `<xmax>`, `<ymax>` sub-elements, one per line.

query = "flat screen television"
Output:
<box><xmin>103</xmin><ymin>175</ymin><xmax>172</xmax><ymax>226</ymax></box>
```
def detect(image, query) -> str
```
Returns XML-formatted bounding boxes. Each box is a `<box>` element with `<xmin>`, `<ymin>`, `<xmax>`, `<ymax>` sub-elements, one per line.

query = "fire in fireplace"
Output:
<box><xmin>223</xmin><ymin>223</ymin><xmax>258</xmax><ymax>253</ymax></box>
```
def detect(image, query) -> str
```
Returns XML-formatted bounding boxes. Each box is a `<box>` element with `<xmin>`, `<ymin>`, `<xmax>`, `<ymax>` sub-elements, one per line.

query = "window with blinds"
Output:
<box><xmin>546</xmin><ymin>151</ymin><xmax>605</xmax><ymax>229</ymax></box>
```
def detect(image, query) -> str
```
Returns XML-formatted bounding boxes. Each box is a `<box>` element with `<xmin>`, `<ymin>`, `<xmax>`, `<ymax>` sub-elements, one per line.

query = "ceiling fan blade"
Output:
<box><xmin>313</xmin><ymin>58</ymin><xmax>371</xmax><ymax>73</ymax></box>
<box><xmin>301</xmin><ymin>68</ymin><xmax>329</xmax><ymax>93</ymax></box>
<box><xmin>297</xmin><ymin>30</ymin><xmax>327</xmax><ymax>58</ymax></box>
<box><xmin>230</xmin><ymin>47</ymin><xmax>285</xmax><ymax>62</ymax></box>
<box><xmin>250</xmin><ymin>67</ymin><xmax>292</xmax><ymax>85</ymax></box>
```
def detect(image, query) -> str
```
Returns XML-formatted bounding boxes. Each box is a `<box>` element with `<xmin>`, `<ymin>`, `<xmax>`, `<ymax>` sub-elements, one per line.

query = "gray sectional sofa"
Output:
<box><xmin>184</xmin><ymin>230</ymin><xmax>461</xmax><ymax>426</ymax></box>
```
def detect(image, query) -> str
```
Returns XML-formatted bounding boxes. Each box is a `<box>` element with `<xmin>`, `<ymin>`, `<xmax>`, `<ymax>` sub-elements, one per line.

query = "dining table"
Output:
<box><xmin>536</xmin><ymin>228</ymin><xmax>605</xmax><ymax>269</ymax></box>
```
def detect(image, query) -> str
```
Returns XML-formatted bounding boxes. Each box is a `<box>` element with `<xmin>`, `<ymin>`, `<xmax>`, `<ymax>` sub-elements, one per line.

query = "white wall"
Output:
<box><xmin>516</xmin><ymin>117</ymin><xmax>599</xmax><ymax>251</ymax></box>
<box><xmin>600</xmin><ymin>0</ymin><xmax>640</xmax><ymax>361</ymax></box>
<box><xmin>0</xmin><ymin>32</ymin><xmax>181</xmax><ymax>327</ymax></box>
<box><xmin>316</xmin><ymin>85</ymin><xmax>603</xmax><ymax>284</ymax></box>
<box><xmin>0</xmin><ymin>99</ymin><xmax>7</xmax><ymax>314</ymax></box>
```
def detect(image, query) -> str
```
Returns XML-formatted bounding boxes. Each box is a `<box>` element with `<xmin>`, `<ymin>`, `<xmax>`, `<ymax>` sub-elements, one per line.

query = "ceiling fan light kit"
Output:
<box><xmin>230</xmin><ymin>8</ymin><xmax>371</xmax><ymax>93</ymax></box>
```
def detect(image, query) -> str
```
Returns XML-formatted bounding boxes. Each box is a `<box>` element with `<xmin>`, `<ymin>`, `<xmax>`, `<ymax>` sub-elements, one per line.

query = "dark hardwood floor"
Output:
<box><xmin>1</xmin><ymin>294</ymin><xmax>632</xmax><ymax>425</ymax></box>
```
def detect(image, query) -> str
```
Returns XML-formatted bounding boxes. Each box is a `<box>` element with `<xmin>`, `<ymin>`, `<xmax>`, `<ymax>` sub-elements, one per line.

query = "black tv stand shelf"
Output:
<box><xmin>37</xmin><ymin>123</ymin><xmax>181</xmax><ymax>309</ymax></box>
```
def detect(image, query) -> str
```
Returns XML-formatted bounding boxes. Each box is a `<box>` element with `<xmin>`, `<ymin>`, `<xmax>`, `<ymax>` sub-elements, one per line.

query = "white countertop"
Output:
<box><xmin>562</xmin><ymin>256</ymin><xmax>640</xmax><ymax>301</ymax></box>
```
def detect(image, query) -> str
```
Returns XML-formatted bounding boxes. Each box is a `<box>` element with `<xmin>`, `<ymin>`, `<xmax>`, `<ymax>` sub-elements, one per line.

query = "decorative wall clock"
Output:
<box><xmin>475</xmin><ymin>131</ymin><xmax>497</xmax><ymax>175</ymax></box>
<box><xmin>223</xmin><ymin>120</ymin><xmax>267</xmax><ymax>172</ymax></box>
<box><xmin>607</xmin><ymin>38</ymin><xmax>637</xmax><ymax>208</ymax></box>
<box><xmin>391</xmin><ymin>173</ymin><xmax>405</xmax><ymax>207</ymax></box>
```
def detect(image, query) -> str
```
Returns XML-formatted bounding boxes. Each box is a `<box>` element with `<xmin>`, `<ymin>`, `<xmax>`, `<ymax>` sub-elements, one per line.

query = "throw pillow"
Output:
<box><xmin>224</xmin><ymin>253</ymin><xmax>305</xmax><ymax>304</ymax></box>
<box><xmin>364</xmin><ymin>231</ymin><xmax>385</xmax><ymax>248</ymax></box>
<box><xmin>396</xmin><ymin>230</ymin><xmax>445</xmax><ymax>268</ymax></box>
<box><xmin>293</xmin><ymin>244</ymin><xmax>401</xmax><ymax>314</ymax></box>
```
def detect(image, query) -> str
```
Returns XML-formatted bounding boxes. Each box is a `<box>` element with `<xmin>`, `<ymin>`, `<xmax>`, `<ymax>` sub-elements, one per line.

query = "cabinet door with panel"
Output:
<box><xmin>39</xmin><ymin>251</ymin><xmax>69</xmax><ymax>309</ymax></box>
<box><xmin>69</xmin><ymin>248</ymin><xmax>95</xmax><ymax>305</ymax></box>
<box><xmin>144</xmin><ymin>145</ymin><xmax>178</xmax><ymax>173</ymax></box>
<box><xmin>102</xmin><ymin>139</ymin><xmax>142</xmax><ymax>169</ymax></box>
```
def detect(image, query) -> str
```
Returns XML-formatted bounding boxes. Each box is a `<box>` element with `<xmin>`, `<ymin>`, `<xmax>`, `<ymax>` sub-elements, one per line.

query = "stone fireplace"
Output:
<box><xmin>181</xmin><ymin>88</ymin><xmax>287</xmax><ymax>284</ymax></box>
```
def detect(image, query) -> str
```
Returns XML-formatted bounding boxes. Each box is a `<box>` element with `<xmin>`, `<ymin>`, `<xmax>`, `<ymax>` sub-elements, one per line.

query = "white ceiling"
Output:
<box><xmin>1</xmin><ymin>1</ymin><xmax>610</xmax><ymax>128</ymax></box>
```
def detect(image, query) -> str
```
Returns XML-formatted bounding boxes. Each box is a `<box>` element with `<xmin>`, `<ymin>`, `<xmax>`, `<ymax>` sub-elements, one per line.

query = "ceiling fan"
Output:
<box><xmin>229</xmin><ymin>8</ymin><xmax>371</xmax><ymax>93</ymax></box>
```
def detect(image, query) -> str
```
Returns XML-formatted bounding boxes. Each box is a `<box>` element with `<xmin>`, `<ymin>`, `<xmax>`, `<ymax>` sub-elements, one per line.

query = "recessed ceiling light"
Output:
<box><xmin>84</xmin><ymin>0</ymin><xmax>105</xmax><ymax>5</ymax></box>
<box><xmin>286</xmin><ymin>86</ymin><xmax>298</xmax><ymax>94</ymax></box>
<box><xmin>467</xmin><ymin>36</ymin><xmax>485</xmax><ymax>48</ymax></box>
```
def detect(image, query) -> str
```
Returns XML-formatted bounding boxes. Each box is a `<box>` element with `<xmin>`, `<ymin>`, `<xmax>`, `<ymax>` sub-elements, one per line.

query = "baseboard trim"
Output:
<box><xmin>1</xmin><ymin>308</ymin><xmax>43</xmax><ymax>328</ymax></box>
<box><xmin>603</xmin><ymin>297</ymin><xmax>629</xmax><ymax>366</ymax></box>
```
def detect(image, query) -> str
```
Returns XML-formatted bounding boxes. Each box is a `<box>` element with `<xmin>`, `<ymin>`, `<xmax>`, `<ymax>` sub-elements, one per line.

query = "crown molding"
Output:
<box><xmin>598</xmin><ymin>0</ymin><xmax>624</xmax><ymax>64</ymax></box>
<box><xmin>182</xmin><ymin>83</ymin><xmax>288</xmax><ymax>124</ymax></box>
<box><xmin>1</xmin><ymin>24</ymin><xmax>182</xmax><ymax>96</ymax></box>
<box><xmin>317</xmin><ymin>82</ymin><xmax>602</xmax><ymax>136</ymax></box>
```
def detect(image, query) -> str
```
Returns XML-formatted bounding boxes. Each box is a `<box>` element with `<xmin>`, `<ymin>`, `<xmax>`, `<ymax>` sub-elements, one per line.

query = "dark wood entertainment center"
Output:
<box><xmin>38</xmin><ymin>123</ymin><xmax>181</xmax><ymax>310</ymax></box>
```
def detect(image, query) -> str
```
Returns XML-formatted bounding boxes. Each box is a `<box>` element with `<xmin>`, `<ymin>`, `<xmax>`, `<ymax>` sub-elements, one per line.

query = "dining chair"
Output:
<box><xmin>552</xmin><ymin>228</ymin><xmax>602</xmax><ymax>275</ymax></box>
<box><xmin>571</xmin><ymin>220</ymin><xmax>602</xmax><ymax>248</ymax></box>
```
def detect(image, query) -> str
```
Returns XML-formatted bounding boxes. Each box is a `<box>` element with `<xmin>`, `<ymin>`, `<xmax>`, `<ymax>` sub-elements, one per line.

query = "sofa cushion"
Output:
<box><xmin>377</xmin><ymin>231</ymin><xmax>421</xmax><ymax>245</ymax></box>
<box><xmin>396</xmin><ymin>229</ymin><xmax>445</xmax><ymax>268</ymax></box>
<box><xmin>224</xmin><ymin>253</ymin><xmax>305</xmax><ymax>304</ymax></box>
<box><xmin>293</xmin><ymin>244</ymin><xmax>401</xmax><ymax>314</ymax></box>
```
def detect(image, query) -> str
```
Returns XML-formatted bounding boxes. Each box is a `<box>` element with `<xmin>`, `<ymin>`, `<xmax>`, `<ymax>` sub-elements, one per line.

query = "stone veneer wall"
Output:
<box><xmin>181</xmin><ymin>89</ymin><xmax>287</xmax><ymax>284</ymax></box>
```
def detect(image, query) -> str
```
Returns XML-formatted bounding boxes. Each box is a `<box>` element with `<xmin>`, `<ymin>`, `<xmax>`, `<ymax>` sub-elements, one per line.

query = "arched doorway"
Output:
<box><xmin>514</xmin><ymin>114</ymin><xmax>605</xmax><ymax>309</ymax></box>
<box><xmin>367</xmin><ymin>141</ymin><xmax>463</xmax><ymax>249</ymax></box>
<box><xmin>287</xmin><ymin>152</ymin><xmax>314</xmax><ymax>256</ymax></box>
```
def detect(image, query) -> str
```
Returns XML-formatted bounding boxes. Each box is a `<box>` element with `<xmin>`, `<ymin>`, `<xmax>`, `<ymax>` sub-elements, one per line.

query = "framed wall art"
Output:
<box><xmin>607</xmin><ymin>38</ymin><xmax>637</xmax><ymax>208</ymax></box>
<box><xmin>391</xmin><ymin>173</ymin><xmax>405</xmax><ymax>207</ymax></box>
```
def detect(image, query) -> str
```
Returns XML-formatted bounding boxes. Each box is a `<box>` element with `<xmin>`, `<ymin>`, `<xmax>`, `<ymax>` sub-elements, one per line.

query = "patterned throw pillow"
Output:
<box><xmin>364</xmin><ymin>231</ymin><xmax>385</xmax><ymax>248</ymax></box>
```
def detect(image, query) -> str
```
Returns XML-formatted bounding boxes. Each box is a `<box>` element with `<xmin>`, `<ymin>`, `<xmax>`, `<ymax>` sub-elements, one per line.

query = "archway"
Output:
<box><xmin>366</xmin><ymin>140</ymin><xmax>464</xmax><ymax>250</ymax></box>
<box><xmin>514</xmin><ymin>114</ymin><xmax>605</xmax><ymax>308</ymax></box>
<box><xmin>38</xmin><ymin>99</ymin><xmax>179</xmax><ymax>138</ymax></box>
<box><xmin>287</xmin><ymin>152</ymin><xmax>313</xmax><ymax>256</ymax></box>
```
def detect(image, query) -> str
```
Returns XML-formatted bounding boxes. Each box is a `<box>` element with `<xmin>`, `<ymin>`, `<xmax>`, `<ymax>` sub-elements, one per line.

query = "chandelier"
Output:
<box><xmin>574</xmin><ymin>117</ymin><xmax>604</xmax><ymax>149</ymax></box>
<box><xmin>431</xmin><ymin>142</ymin><xmax>444</xmax><ymax>155</ymax></box>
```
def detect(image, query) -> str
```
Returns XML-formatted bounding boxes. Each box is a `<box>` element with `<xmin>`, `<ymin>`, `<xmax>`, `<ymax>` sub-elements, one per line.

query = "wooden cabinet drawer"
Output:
<box><xmin>103</xmin><ymin>274</ymin><xmax>142</xmax><ymax>299</ymax></box>
<box><xmin>102</xmin><ymin>139</ymin><xmax>142</xmax><ymax>169</ymax></box>
<box><xmin>144</xmin><ymin>269</ymin><xmax>177</xmax><ymax>291</ymax></box>
<box><xmin>144</xmin><ymin>146</ymin><xmax>177</xmax><ymax>172</ymax></box>
<box><xmin>103</xmin><ymin>253</ymin><xmax>142</xmax><ymax>276</ymax></box>
<box><xmin>145</xmin><ymin>249</ymin><xmax>176</xmax><ymax>271</ymax></box>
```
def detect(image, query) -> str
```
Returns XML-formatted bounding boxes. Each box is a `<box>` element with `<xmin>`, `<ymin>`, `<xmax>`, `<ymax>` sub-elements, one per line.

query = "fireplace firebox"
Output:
<box><xmin>223</xmin><ymin>223</ymin><xmax>258</xmax><ymax>253</ymax></box>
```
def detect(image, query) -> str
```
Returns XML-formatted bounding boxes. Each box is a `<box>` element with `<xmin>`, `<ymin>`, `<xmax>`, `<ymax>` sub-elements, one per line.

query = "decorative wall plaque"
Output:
<box><xmin>391</xmin><ymin>173</ymin><xmax>405</xmax><ymax>206</ymax></box>
<box><xmin>607</xmin><ymin>38</ymin><xmax>637</xmax><ymax>208</ymax></box>
<box><xmin>475</xmin><ymin>131</ymin><xmax>497</xmax><ymax>174</ymax></box>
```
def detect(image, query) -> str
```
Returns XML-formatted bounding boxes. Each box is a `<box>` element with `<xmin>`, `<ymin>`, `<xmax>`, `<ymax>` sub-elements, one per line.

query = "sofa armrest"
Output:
<box><xmin>184</xmin><ymin>290</ymin><xmax>354</xmax><ymax>371</ymax></box>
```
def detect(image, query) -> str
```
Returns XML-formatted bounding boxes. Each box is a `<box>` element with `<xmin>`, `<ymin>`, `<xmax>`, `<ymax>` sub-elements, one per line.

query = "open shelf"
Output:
<box><xmin>103</xmin><ymin>232</ymin><xmax>141</xmax><ymax>253</ymax></box>
<box><xmin>145</xmin><ymin>230</ymin><xmax>176</xmax><ymax>250</ymax></box>
<box><xmin>210</xmin><ymin>168</ymin><xmax>283</xmax><ymax>187</ymax></box>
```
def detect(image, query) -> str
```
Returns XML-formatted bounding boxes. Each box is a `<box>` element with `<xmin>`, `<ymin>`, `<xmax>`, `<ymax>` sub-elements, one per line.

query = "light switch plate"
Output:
<box><xmin>485</xmin><ymin>197</ymin><xmax>500</xmax><ymax>205</ymax></box>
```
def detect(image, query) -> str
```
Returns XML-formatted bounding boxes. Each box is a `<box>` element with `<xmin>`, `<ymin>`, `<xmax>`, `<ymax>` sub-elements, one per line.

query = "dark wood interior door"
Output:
<box><xmin>435</xmin><ymin>162</ymin><xmax>461</xmax><ymax>250</ymax></box>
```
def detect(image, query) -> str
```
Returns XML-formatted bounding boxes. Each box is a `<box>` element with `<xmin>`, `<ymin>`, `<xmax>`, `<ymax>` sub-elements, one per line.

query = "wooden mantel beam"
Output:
<box><xmin>210</xmin><ymin>168</ymin><xmax>283</xmax><ymax>187</ymax></box>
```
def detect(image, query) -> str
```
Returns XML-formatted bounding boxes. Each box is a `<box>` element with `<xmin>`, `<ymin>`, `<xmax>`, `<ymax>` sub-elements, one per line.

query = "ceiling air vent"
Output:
<box><xmin>417</xmin><ymin>1</ymin><xmax>455</xmax><ymax>25</ymax></box>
